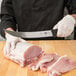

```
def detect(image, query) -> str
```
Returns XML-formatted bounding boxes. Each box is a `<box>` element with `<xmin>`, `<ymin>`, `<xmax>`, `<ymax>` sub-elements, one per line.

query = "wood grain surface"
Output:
<box><xmin>0</xmin><ymin>40</ymin><xmax>76</xmax><ymax>76</ymax></box>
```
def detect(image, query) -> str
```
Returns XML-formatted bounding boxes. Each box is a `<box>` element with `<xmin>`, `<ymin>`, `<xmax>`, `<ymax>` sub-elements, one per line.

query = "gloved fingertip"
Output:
<box><xmin>53</xmin><ymin>25</ymin><xmax>58</xmax><ymax>30</ymax></box>
<box><xmin>53</xmin><ymin>27</ymin><xmax>56</xmax><ymax>30</ymax></box>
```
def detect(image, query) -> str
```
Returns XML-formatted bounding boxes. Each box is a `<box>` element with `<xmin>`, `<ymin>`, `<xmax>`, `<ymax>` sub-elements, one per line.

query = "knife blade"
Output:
<box><xmin>5</xmin><ymin>29</ymin><xmax>57</xmax><ymax>38</ymax></box>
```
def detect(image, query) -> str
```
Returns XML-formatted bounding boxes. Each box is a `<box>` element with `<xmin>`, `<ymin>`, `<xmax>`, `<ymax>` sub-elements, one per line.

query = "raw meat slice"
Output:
<box><xmin>5</xmin><ymin>42</ymin><xmax>43</xmax><ymax>67</ymax></box>
<box><xmin>40</xmin><ymin>53</ymin><xmax>60</xmax><ymax>72</ymax></box>
<box><xmin>28</xmin><ymin>54</ymin><xmax>53</xmax><ymax>71</ymax></box>
<box><xmin>47</xmin><ymin>55</ymin><xmax>76</xmax><ymax>76</ymax></box>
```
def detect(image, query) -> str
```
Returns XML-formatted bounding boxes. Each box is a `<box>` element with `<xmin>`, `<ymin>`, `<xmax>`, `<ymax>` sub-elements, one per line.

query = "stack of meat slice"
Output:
<box><xmin>28</xmin><ymin>53</ymin><xmax>76</xmax><ymax>76</ymax></box>
<box><xmin>28</xmin><ymin>53</ymin><xmax>60</xmax><ymax>72</ymax></box>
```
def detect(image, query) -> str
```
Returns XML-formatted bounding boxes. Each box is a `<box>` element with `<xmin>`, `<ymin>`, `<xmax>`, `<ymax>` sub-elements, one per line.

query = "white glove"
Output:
<box><xmin>53</xmin><ymin>15</ymin><xmax>76</xmax><ymax>37</ymax></box>
<box><xmin>4</xmin><ymin>33</ymin><xmax>26</xmax><ymax>56</ymax></box>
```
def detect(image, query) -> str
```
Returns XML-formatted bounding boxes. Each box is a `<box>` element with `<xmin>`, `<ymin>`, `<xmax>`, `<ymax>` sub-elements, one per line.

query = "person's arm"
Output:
<box><xmin>0</xmin><ymin>0</ymin><xmax>17</xmax><ymax>38</ymax></box>
<box><xmin>53</xmin><ymin>0</ymin><xmax>76</xmax><ymax>37</ymax></box>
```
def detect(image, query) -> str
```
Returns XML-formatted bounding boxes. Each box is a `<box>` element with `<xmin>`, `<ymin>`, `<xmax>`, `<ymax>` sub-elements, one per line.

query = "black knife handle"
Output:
<box><xmin>52</xmin><ymin>29</ymin><xmax>58</xmax><ymax>37</ymax></box>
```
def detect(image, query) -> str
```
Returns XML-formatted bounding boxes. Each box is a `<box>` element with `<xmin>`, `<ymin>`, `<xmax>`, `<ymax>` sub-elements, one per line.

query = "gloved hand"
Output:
<box><xmin>53</xmin><ymin>15</ymin><xmax>76</xmax><ymax>37</ymax></box>
<box><xmin>4</xmin><ymin>32</ymin><xmax>26</xmax><ymax>56</ymax></box>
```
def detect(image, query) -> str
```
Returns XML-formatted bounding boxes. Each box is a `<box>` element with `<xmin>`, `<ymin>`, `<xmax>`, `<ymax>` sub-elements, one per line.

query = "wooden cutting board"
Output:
<box><xmin>0</xmin><ymin>40</ymin><xmax>76</xmax><ymax>76</ymax></box>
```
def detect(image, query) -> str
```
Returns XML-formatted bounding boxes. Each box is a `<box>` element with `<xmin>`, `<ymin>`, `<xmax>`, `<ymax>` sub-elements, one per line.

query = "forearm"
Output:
<box><xmin>0</xmin><ymin>0</ymin><xmax>16</xmax><ymax>38</ymax></box>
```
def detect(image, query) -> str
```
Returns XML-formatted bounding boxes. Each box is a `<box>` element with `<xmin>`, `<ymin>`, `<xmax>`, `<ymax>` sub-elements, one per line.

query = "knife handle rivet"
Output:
<box><xmin>44</xmin><ymin>32</ymin><xmax>47</xmax><ymax>34</ymax></box>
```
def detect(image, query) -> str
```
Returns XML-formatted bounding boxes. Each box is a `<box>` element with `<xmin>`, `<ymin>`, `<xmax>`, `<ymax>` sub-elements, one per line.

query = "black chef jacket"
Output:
<box><xmin>0</xmin><ymin>0</ymin><xmax>76</xmax><ymax>39</ymax></box>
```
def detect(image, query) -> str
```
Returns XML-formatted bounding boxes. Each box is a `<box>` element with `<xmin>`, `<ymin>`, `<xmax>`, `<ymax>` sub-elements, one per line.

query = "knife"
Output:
<box><xmin>5</xmin><ymin>29</ymin><xmax>57</xmax><ymax>38</ymax></box>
